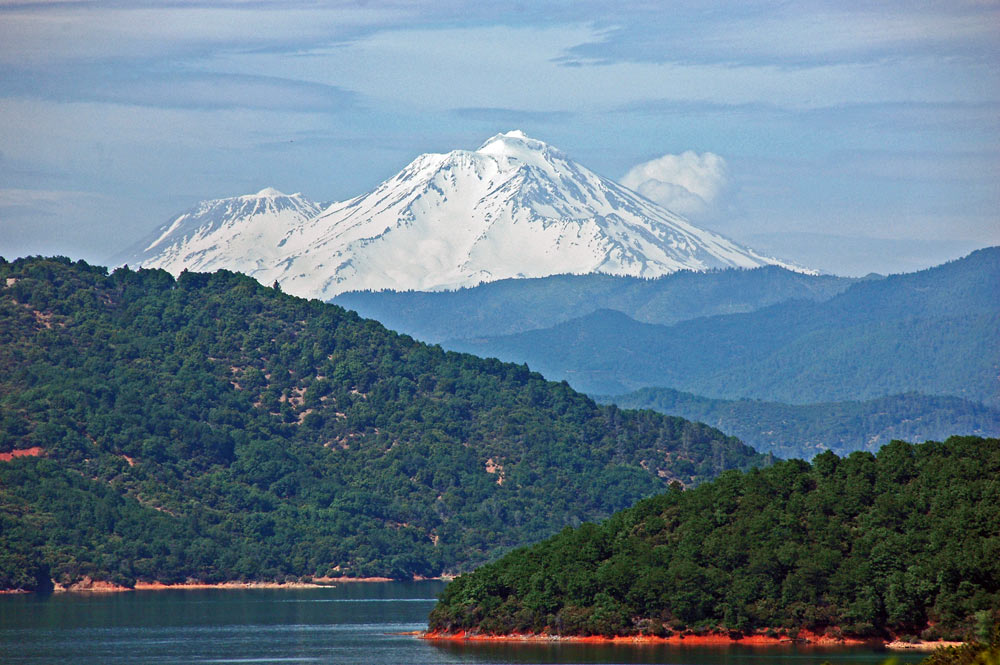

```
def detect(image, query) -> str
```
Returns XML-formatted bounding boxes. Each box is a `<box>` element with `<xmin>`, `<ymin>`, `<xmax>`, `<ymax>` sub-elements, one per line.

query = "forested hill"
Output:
<box><xmin>0</xmin><ymin>256</ymin><xmax>762</xmax><ymax>591</ymax></box>
<box><xmin>429</xmin><ymin>436</ymin><xmax>1000</xmax><ymax>641</ymax></box>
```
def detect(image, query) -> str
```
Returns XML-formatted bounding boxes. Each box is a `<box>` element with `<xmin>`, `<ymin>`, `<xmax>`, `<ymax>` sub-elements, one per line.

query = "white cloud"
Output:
<box><xmin>619</xmin><ymin>151</ymin><xmax>729</xmax><ymax>217</ymax></box>
<box><xmin>557</xmin><ymin>2</ymin><xmax>1000</xmax><ymax>70</ymax></box>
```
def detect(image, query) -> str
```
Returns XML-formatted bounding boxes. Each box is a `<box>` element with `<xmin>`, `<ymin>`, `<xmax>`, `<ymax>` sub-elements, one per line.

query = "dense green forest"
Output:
<box><xmin>447</xmin><ymin>247</ymin><xmax>1000</xmax><ymax>404</ymax></box>
<box><xmin>428</xmin><ymin>437</ymin><xmax>1000</xmax><ymax>640</ymax></box>
<box><xmin>333</xmin><ymin>265</ymin><xmax>855</xmax><ymax>342</ymax></box>
<box><xmin>0</xmin><ymin>256</ymin><xmax>762</xmax><ymax>591</ymax></box>
<box><xmin>598</xmin><ymin>388</ymin><xmax>1000</xmax><ymax>459</ymax></box>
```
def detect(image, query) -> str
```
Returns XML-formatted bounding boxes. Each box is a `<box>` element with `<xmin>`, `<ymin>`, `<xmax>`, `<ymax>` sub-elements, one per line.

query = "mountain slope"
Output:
<box><xmin>446</xmin><ymin>247</ymin><xmax>1000</xmax><ymax>405</ymax></box>
<box><xmin>114</xmin><ymin>188</ymin><xmax>322</xmax><ymax>275</ymax></box>
<box><xmin>332</xmin><ymin>266</ymin><xmax>856</xmax><ymax>343</ymax></box>
<box><xmin>428</xmin><ymin>437</ymin><xmax>1000</xmax><ymax>640</ymax></box>
<box><xmin>121</xmin><ymin>131</ymin><xmax>805</xmax><ymax>299</ymax></box>
<box><xmin>597</xmin><ymin>388</ymin><xmax>1000</xmax><ymax>460</ymax></box>
<box><xmin>0</xmin><ymin>256</ymin><xmax>762</xmax><ymax>590</ymax></box>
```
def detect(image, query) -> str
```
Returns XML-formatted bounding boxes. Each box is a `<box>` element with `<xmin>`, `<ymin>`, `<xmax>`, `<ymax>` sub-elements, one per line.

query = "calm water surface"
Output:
<box><xmin>0</xmin><ymin>581</ymin><xmax>923</xmax><ymax>665</ymax></box>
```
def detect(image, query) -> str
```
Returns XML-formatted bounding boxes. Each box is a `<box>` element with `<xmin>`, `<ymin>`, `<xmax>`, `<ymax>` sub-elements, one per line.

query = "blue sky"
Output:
<box><xmin>1</xmin><ymin>1</ymin><xmax>997</xmax><ymax>275</ymax></box>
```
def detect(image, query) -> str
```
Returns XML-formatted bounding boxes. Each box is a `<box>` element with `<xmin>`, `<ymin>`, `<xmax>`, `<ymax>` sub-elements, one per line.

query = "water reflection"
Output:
<box><xmin>1</xmin><ymin>582</ymin><xmax>924</xmax><ymax>665</ymax></box>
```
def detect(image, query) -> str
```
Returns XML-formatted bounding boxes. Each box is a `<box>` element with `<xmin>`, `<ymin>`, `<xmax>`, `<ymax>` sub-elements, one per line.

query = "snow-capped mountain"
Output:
<box><xmin>120</xmin><ymin>131</ymin><xmax>808</xmax><ymax>298</ymax></box>
<box><xmin>116</xmin><ymin>188</ymin><xmax>322</xmax><ymax>276</ymax></box>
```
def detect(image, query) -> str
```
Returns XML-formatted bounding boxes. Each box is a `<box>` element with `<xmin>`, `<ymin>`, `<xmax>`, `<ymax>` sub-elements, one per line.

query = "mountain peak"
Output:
<box><xmin>476</xmin><ymin>130</ymin><xmax>559</xmax><ymax>163</ymax></box>
<box><xmin>115</xmin><ymin>189</ymin><xmax>321</xmax><ymax>273</ymax></box>
<box><xmin>479</xmin><ymin>128</ymin><xmax>531</xmax><ymax>143</ymax></box>
<box><xmin>120</xmin><ymin>132</ymin><xmax>810</xmax><ymax>298</ymax></box>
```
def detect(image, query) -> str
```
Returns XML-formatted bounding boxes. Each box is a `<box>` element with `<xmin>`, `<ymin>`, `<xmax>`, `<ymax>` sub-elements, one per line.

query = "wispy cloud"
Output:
<box><xmin>560</xmin><ymin>2</ymin><xmax>1000</xmax><ymax>67</ymax></box>
<box><xmin>0</xmin><ymin>186</ymin><xmax>102</xmax><ymax>212</ymax></box>
<box><xmin>3</xmin><ymin>64</ymin><xmax>358</xmax><ymax>112</ymax></box>
<box><xmin>0</xmin><ymin>3</ymin><xmax>415</xmax><ymax>65</ymax></box>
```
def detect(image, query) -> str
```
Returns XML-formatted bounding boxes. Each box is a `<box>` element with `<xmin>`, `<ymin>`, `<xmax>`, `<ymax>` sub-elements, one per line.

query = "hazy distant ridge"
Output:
<box><xmin>597</xmin><ymin>387</ymin><xmax>1000</xmax><ymax>460</ymax></box>
<box><xmin>446</xmin><ymin>247</ymin><xmax>1000</xmax><ymax>406</ymax></box>
<box><xmin>333</xmin><ymin>265</ymin><xmax>855</xmax><ymax>343</ymax></box>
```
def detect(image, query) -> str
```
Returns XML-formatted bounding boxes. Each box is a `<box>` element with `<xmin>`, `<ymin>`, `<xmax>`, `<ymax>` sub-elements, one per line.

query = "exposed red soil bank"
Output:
<box><xmin>421</xmin><ymin>629</ymin><xmax>889</xmax><ymax>647</ymax></box>
<box><xmin>56</xmin><ymin>578</ymin><xmax>132</xmax><ymax>592</ymax></box>
<box><xmin>0</xmin><ymin>447</ymin><xmax>44</xmax><ymax>462</ymax></box>
<box><xmin>39</xmin><ymin>575</ymin><xmax>449</xmax><ymax>593</ymax></box>
<box><xmin>53</xmin><ymin>580</ymin><xmax>354</xmax><ymax>593</ymax></box>
<box><xmin>133</xmin><ymin>581</ymin><xmax>326</xmax><ymax>591</ymax></box>
<box><xmin>886</xmin><ymin>640</ymin><xmax>966</xmax><ymax>651</ymax></box>
<box><xmin>128</xmin><ymin>575</ymin><xmax>448</xmax><ymax>589</ymax></box>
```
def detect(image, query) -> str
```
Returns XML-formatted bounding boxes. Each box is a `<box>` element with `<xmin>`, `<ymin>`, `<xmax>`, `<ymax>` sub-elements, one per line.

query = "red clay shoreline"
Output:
<box><xmin>420</xmin><ymin>629</ymin><xmax>963</xmax><ymax>650</ymax></box>
<box><xmin>1</xmin><ymin>575</ymin><xmax>451</xmax><ymax>594</ymax></box>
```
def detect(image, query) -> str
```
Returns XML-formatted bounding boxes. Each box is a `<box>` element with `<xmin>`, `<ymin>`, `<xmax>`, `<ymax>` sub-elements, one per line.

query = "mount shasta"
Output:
<box><xmin>118</xmin><ymin>131</ymin><xmax>805</xmax><ymax>298</ymax></box>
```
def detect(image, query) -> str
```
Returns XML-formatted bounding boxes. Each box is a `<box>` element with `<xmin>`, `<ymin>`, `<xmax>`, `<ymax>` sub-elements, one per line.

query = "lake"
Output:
<box><xmin>0</xmin><ymin>581</ymin><xmax>925</xmax><ymax>665</ymax></box>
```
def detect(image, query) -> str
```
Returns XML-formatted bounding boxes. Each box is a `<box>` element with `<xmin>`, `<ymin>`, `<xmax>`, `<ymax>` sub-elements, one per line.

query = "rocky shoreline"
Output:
<box><xmin>421</xmin><ymin>629</ymin><xmax>963</xmax><ymax>650</ymax></box>
<box><xmin>2</xmin><ymin>575</ymin><xmax>449</xmax><ymax>594</ymax></box>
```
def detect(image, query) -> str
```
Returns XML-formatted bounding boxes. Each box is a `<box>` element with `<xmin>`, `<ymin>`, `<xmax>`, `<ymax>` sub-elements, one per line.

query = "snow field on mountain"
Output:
<box><xmin>121</xmin><ymin>131</ymin><xmax>809</xmax><ymax>299</ymax></box>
